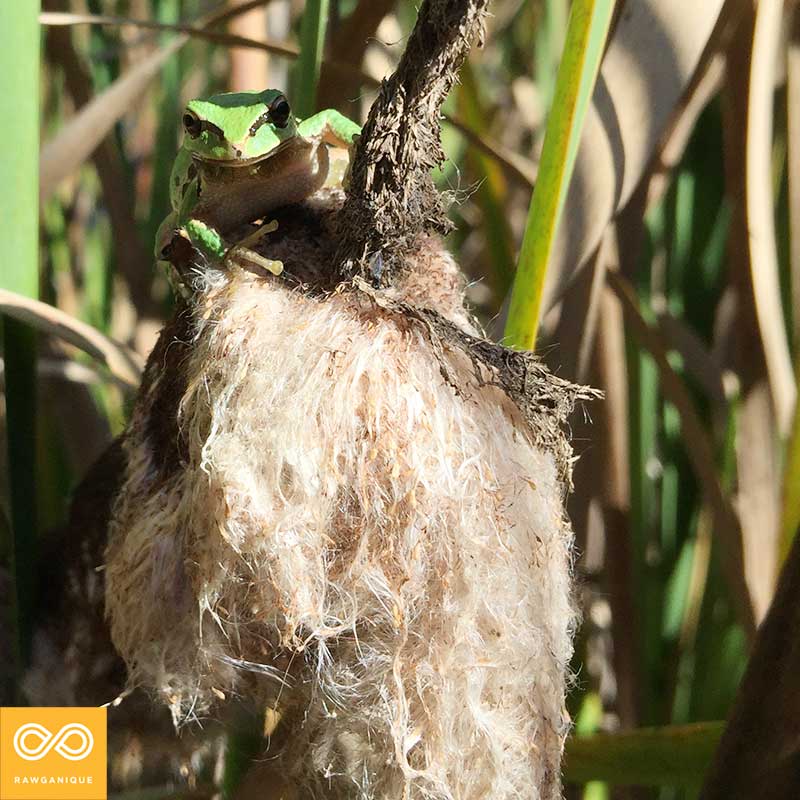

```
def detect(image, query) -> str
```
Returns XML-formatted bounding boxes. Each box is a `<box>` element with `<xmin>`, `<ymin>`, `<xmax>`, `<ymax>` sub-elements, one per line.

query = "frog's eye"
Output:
<box><xmin>182</xmin><ymin>111</ymin><xmax>203</xmax><ymax>138</ymax></box>
<box><xmin>269</xmin><ymin>95</ymin><xmax>291</xmax><ymax>129</ymax></box>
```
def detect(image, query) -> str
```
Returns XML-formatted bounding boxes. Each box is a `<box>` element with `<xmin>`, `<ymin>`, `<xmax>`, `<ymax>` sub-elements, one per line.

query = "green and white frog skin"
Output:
<box><xmin>156</xmin><ymin>88</ymin><xmax>361</xmax><ymax>278</ymax></box>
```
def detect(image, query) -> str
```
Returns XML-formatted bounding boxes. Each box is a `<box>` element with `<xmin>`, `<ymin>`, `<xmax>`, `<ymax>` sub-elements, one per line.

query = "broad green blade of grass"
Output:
<box><xmin>0</xmin><ymin>1</ymin><xmax>40</xmax><ymax>673</ymax></box>
<box><xmin>504</xmin><ymin>0</ymin><xmax>614</xmax><ymax>350</ymax></box>
<box><xmin>564</xmin><ymin>722</ymin><xmax>724</xmax><ymax>787</ymax></box>
<box><xmin>294</xmin><ymin>0</ymin><xmax>330</xmax><ymax>117</ymax></box>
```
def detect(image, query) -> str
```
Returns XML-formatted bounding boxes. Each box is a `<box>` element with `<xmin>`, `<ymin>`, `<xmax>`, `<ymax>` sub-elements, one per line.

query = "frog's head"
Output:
<box><xmin>180</xmin><ymin>89</ymin><xmax>298</xmax><ymax>162</ymax></box>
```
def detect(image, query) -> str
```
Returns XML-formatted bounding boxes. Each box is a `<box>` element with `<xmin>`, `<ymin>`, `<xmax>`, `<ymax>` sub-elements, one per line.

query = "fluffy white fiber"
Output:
<box><xmin>106</xmin><ymin>261</ymin><xmax>576</xmax><ymax>799</ymax></box>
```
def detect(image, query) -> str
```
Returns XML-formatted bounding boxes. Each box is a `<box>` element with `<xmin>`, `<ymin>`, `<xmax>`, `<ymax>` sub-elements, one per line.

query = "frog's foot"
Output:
<box><xmin>225</xmin><ymin>245</ymin><xmax>284</xmax><ymax>277</ymax></box>
<box><xmin>225</xmin><ymin>218</ymin><xmax>283</xmax><ymax>276</ymax></box>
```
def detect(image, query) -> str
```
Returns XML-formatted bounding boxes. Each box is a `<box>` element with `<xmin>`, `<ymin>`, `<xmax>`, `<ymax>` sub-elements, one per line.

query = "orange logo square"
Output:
<box><xmin>0</xmin><ymin>708</ymin><xmax>106</xmax><ymax>800</ymax></box>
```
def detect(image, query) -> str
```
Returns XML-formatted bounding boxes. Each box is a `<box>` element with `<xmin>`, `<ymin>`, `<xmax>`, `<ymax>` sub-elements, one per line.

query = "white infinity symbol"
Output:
<box><xmin>13</xmin><ymin>723</ymin><xmax>94</xmax><ymax>761</ymax></box>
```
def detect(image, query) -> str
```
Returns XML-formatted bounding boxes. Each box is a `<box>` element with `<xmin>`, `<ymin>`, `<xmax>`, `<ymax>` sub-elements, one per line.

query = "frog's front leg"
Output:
<box><xmin>184</xmin><ymin>218</ymin><xmax>226</xmax><ymax>262</ymax></box>
<box><xmin>185</xmin><ymin>219</ymin><xmax>284</xmax><ymax>277</ymax></box>
<box><xmin>297</xmin><ymin>109</ymin><xmax>361</xmax><ymax>149</ymax></box>
<box><xmin>298</xmin><ymin>111</ymin><xmax>361</xmax><ymax>189</ymax></box>
<box><xmin>155</xmin><ymin>210</ymin><xmax>195</xmax><ymax>300</ymax></box>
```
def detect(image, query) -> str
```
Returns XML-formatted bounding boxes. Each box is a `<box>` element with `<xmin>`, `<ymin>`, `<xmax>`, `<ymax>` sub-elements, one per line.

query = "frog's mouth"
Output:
<box><xmin>191</xmin><ymin>138</ymin><xmax>298</xmax><ymax>172</ymax></box>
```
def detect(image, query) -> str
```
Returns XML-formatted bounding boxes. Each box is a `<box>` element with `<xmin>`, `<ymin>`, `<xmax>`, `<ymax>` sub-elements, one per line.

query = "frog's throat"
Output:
<box><xmin>190</xmin><ymin>140</ymin><xmax>329</xmax><ymax>235</ymax></box>
<box><xmin>190</xmin><ymin>137</ymin><xmax>296</xmax><ymax>169</ymax></box>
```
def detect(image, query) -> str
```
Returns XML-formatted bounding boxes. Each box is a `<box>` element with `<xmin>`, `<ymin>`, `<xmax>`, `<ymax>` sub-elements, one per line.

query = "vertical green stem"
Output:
<box><xmin>504</xmin><ymin>0</ymin><xmax>614</xmax><ymax>350</ymax></box>
<box><xmin>295</xmin><ymin>0</ymin><xmax>330</xmax><ymax>117</ymax></box>
<box><xmin>0</xmin><ymin>2</ymin><xmax>40</xmax><ymax>672</ymax></box>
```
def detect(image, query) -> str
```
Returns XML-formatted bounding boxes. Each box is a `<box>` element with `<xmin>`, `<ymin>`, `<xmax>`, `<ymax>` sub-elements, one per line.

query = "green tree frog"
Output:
<box><xmin>157</xmin><ymin>88</ymin><xmax>361</xmax><ymax>278</ymax></box>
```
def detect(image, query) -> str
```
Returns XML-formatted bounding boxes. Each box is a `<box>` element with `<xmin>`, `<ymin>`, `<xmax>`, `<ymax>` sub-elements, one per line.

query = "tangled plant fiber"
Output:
<box><xmin>106</xmin><ymin>196</ymin><xmax>591</xmax><ymax>799</ymax></box>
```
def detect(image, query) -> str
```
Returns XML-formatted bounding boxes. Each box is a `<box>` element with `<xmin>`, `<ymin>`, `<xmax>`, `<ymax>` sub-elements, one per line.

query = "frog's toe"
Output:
<box><xmin>226</xmin><ymin>246</ymin><xmax>283</xmax><ymax>277</ymax></box>
<box><xmin>262</xmin><ymin>218</ymin><xmax>279</xmax><ymax>234</ymax></box>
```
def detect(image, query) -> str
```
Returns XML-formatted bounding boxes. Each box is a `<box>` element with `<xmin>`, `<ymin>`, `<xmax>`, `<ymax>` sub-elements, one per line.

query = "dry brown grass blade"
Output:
<box><xmin>557</xmin><ymin>229</ymin><xmax>641</xmax><ymax>728</ymax></box>
<box><xmin>552</xmin><ymin>230</ymin><xmax>611</xmax><ymax>383</ymax></box>
<box><xmin>39</xmin><ymin>10</ymin><xmax>385</xmax><ymax>90</ymax></box>
<box><xmin>39</xmin><ymin>11</ymin><xmax>299</xmax><ymax>60</ymax></box>
<box><xmin>606</xmin><ymin>269</ymin><xmax>757</xmax><ymax>639</ymax></box>
<box><xmin>646</xmin><ymin>53</ymin><xmax>726</xmax><ymax>208</ymax></box>
<box><xmin>0</xmin><ymin>289</ymin><xmax>143</xmax><ymax>389</ymax></box>
<box><xmin>203</xmin><ymin>0</ymin><xmax>275</xmax><ymax>28</ymax></box>
<box><xmin>789</xmin><ymin>5</ymin><xmax>800</xmax><ymax>353</ymax></box>
<box><xmin>722</xmin><ymin>9</ymin><xmax>783</xmax><ymax>624</ymax></box>
<box><xmin>43</xmin><ymin>15</ymin><xmax>156</xmax><ymax>319</ymax></box>
<box><xmin>645</xmin><ymin>0</ymin><xmax>754</xmax><ymax>209</ymax></box>
<box><xmin>745</xmin><ymin>0</ymin><xmax>796</xmax><ymax>435</ymax></box>
<box><xmin>597</xmin><ymin>274</ymin><xmax>640</xmax><ymax>729</ymax></box>
<box><xmin>541</xmin><ymin>0</ymin><xmax>727</xmax><ymax>312</ymax></box>
<box><xmin>39</xmin><ymin>35</ymin><xmax>185</xmax><ymax>201</ymax></box>
<box><xmin>40</xmin><ymin>0</ymin><xmax>273</xmax><ymax>30</ymax></box>
<box><xmin>736</xmin><ymin>382</ymin><xmax>781</xmax><ymax>620</ymax></box>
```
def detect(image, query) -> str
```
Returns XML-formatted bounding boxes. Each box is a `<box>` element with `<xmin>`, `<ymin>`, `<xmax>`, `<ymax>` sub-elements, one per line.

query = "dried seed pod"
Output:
<box><xmin>105</xmin><ymin>194</ymin><xmax>594</xmax><ymax>800</ymax></box>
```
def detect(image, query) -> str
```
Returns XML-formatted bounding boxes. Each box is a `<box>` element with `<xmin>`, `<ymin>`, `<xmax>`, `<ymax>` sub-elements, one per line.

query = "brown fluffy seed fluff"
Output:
<box><xmin>105</xmin><ymin>194</ymin><xmax>579</xmax><ymax>799</ymax></box>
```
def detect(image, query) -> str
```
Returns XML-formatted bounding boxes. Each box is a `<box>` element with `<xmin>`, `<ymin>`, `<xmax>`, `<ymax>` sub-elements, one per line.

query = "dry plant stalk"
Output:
<box><xmin>336</xmin><ymin>0</ymin><xmax>491</xmax><ymax>281</ymax></box>
<box><xmin>103</xmin><ymin>1</ymin><xmax>595</xmax><ymax>797</ymax></box>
